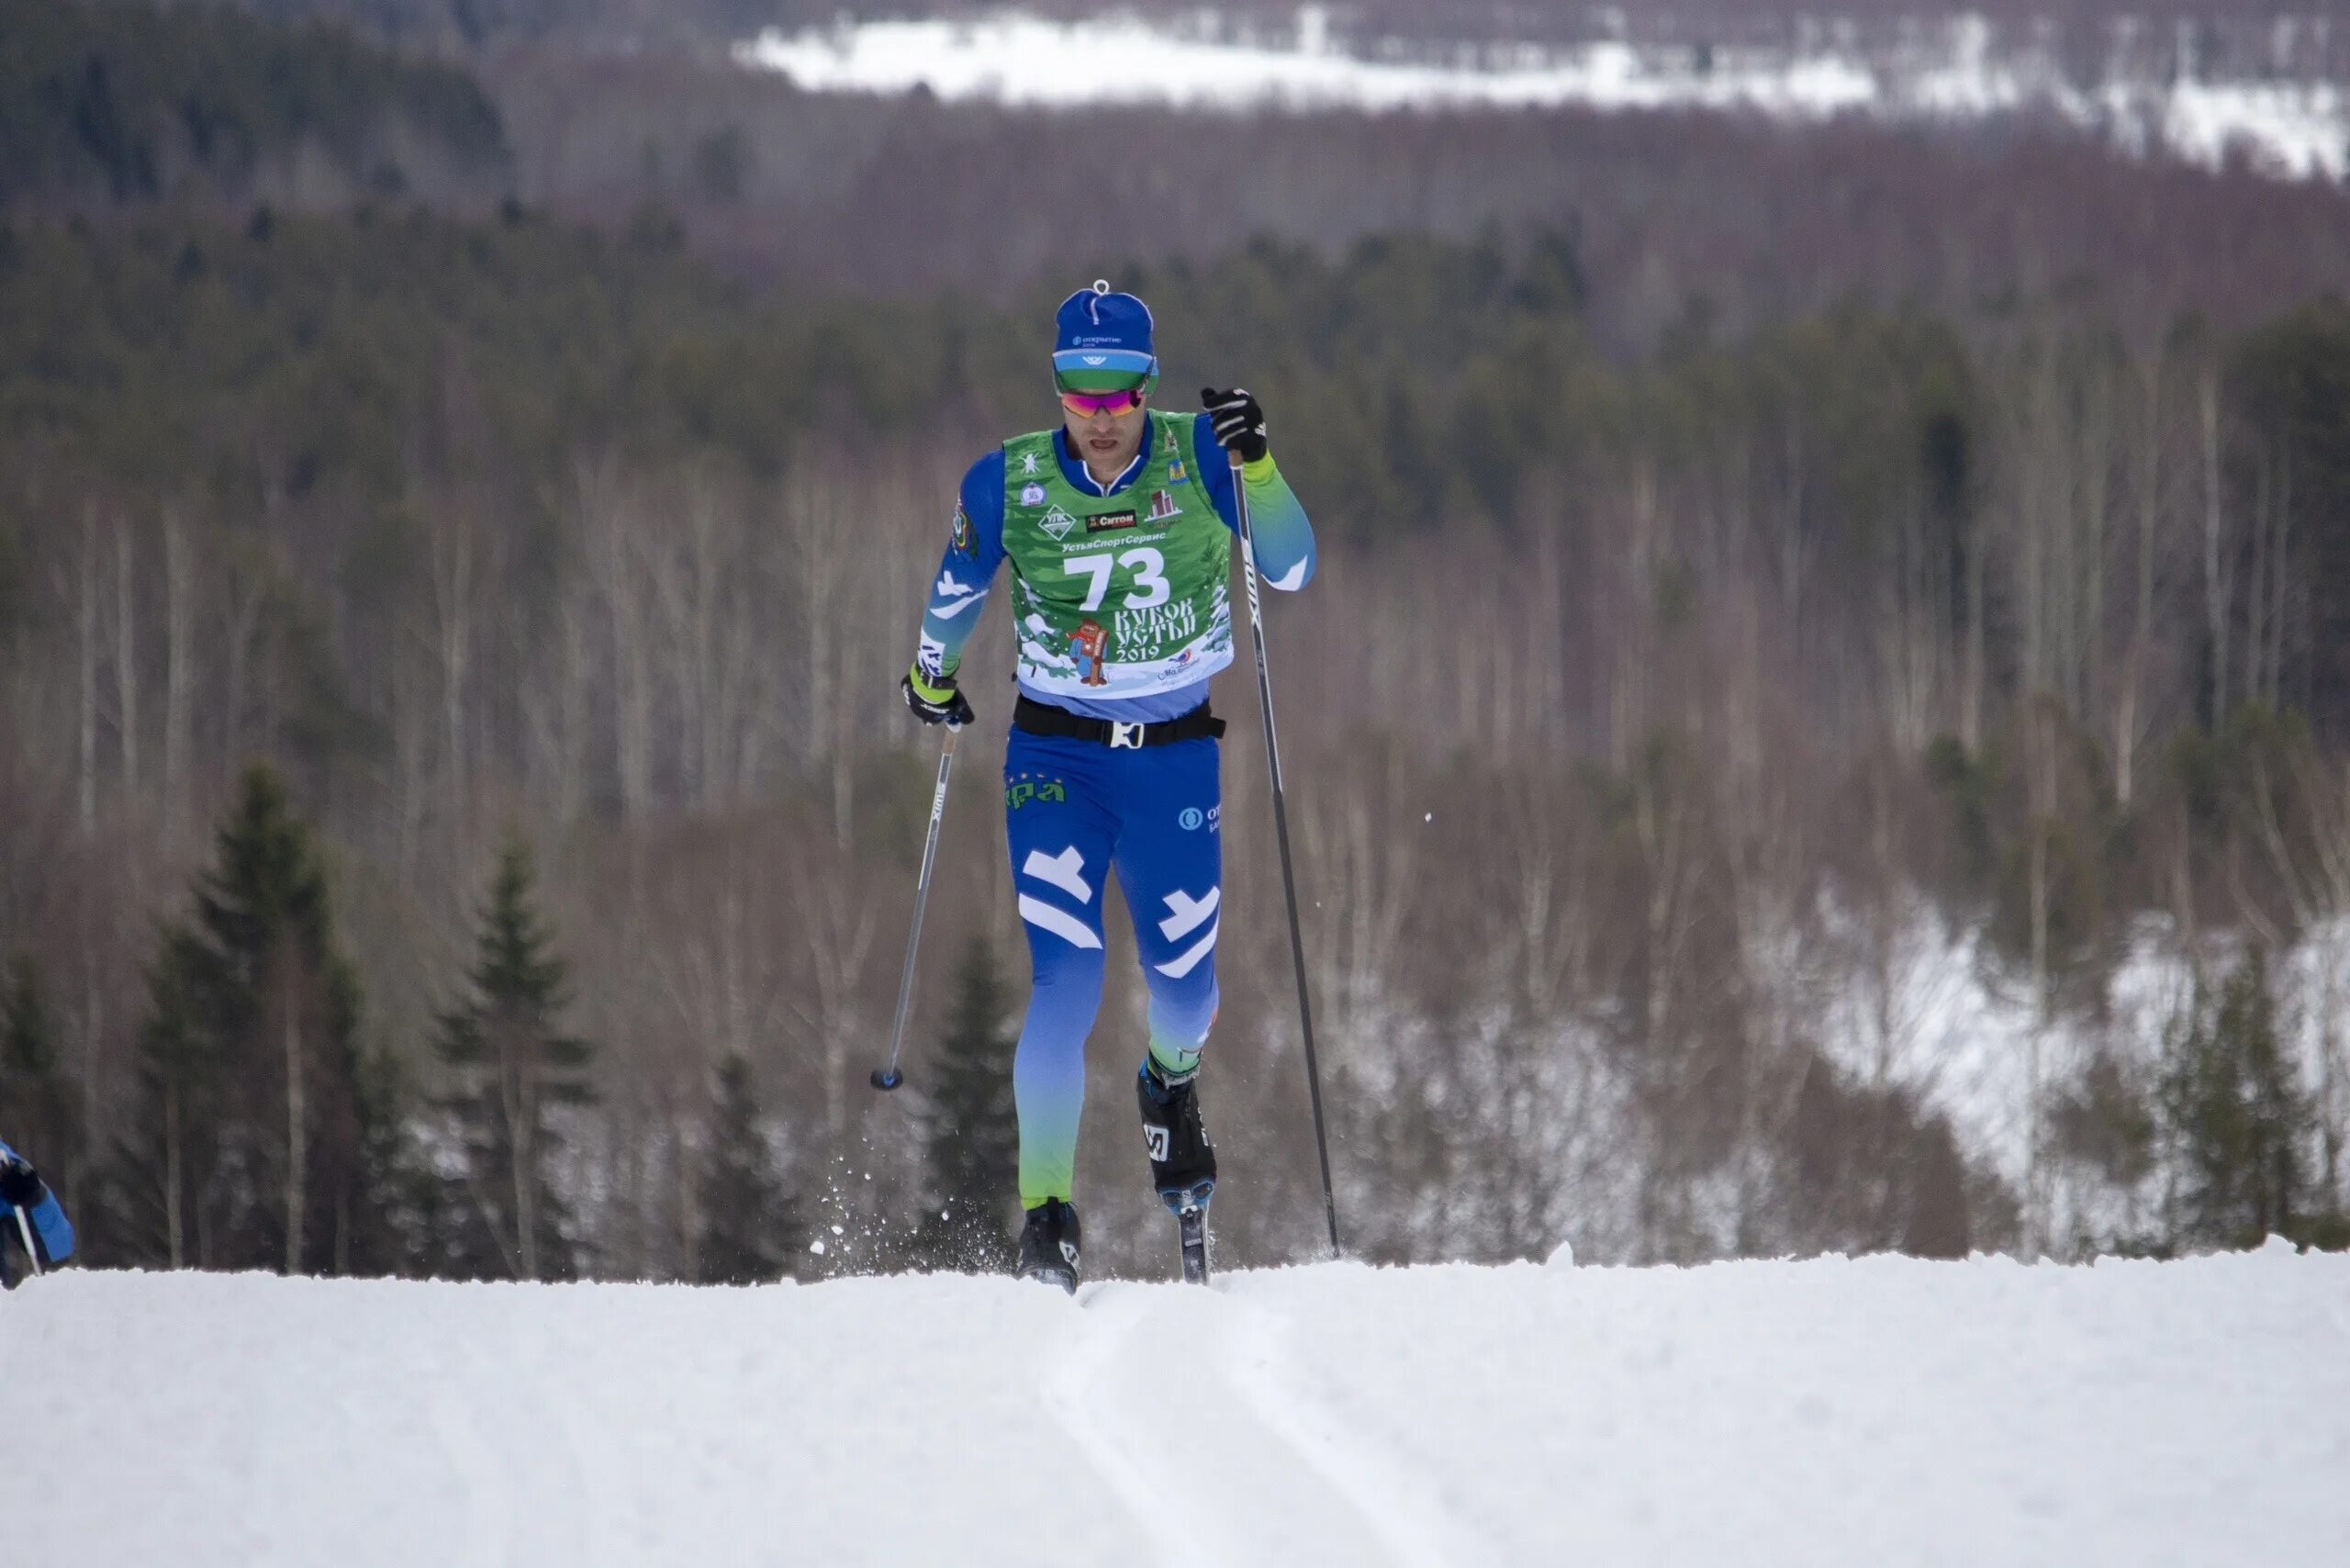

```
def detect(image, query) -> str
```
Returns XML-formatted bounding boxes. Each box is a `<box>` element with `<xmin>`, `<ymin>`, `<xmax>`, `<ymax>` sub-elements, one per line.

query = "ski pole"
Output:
<box><xmin>1228</xmin><ymin>451</ymin><xmax>1342</xmax><ymax>1258</ymax></box>
<box><xmin>871</xmin><ymin>723</ymin><xmax>960</xmax><ymax>1092</ymax></box>
<box><xmin>12</xmin><ymin>1204</ymin><xmax>41</xmax><ymax>1278</ymax></box>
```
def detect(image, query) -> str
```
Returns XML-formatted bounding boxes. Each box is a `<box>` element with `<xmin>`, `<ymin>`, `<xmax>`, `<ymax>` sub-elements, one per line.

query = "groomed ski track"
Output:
<box><xmin>10</xmin><ymin>1245</ymin><xmax>2348</xmax><ymax>1565</ymax></box>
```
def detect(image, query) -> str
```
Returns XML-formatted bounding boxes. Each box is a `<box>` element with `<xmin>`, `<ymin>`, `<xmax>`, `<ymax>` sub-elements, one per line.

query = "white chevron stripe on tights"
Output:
<box><xmin>1019</xmin><ymin>893</ymin><xmax>1102</xmax><ymax>950</ymax></box>
<box><xmin>1158</xmin><ymin>887</ymin><xmax>1220</xmax><ymax>943</ymax></box>
<box><xmin>1023</xmin><ymin>846</ymin><xmax>1092</xmax><ymax>902</ymax></box>
<box><xmin>1154</xmin><ymin>918</ymin><xmax>1218</xmax><ymax>979</ymax></box>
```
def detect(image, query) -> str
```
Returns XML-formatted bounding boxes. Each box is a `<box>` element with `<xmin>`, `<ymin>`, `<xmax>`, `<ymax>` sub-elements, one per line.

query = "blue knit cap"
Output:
<box><xmin>1053</xmin><ymin>281</ymin><xmax>1158</xmax><ymax>392</ymax></box>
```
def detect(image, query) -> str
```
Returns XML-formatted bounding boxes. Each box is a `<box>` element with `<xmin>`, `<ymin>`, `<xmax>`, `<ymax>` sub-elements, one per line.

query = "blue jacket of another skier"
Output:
<box><xmin>0</xmin><ymin>1138</ymin><xmax>74</xmax><ymax>1267</ymax></box>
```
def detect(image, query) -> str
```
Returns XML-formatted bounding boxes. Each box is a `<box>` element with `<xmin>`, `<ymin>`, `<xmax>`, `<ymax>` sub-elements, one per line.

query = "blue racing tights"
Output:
<box><xmin>1003</xmin><ymin>728</ymin><xmax>1221</xmax><ymax>1208</ymax></box>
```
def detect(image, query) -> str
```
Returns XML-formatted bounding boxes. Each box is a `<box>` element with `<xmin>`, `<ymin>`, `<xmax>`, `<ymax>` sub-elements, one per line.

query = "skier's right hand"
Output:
<box><xmin>0</xmin><ymin>1154</ymin><xmax>42</xmax><ymax>1209</ymax></box>
<box><xmin>902</xmin><ymin>664</ymin><xmax>973</xmax><ymax>728</ymax></box>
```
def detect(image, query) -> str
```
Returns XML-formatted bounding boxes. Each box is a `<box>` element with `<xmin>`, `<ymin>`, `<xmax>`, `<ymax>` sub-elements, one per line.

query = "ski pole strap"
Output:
<box><xmin>1013</xmin><ymin>696</ymin><xmax>1225</xmax><ymax>748</ymax></box>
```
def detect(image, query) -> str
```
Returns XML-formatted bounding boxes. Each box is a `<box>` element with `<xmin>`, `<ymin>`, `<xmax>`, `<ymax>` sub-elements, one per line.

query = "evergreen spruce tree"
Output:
<box><xmin>2160</xmin><ymin>949</ymin><xmax>2313</xmax><ymax>1251</ymax></box>
<box><xmin>107</xmin><ymin>763</ymin><xmax>397</xmax><ymax>1273</ymax></box>
<box><xmin>910</xmin><ymin>935</ymin><xmax>1020</xmax><ymax>1273</ymax></box>
<box><xmin>695</xmin><ymin>1053</ymin><xmax>803</xmax><ymax>1284</ymax></box>
<box><xmin>2</xmin><ymin>954</ymin><xmax>77</xmax><ymax>1175</ymax></box>
<box><xmin>105</xmin><ymin>932</ymin><xmax>209</xmax><ymax>1268</ymax></box>
<box><xmin>433</xmin><ymin>831</ymin><xmax>595</xmax><ymax>1281</ymax></box>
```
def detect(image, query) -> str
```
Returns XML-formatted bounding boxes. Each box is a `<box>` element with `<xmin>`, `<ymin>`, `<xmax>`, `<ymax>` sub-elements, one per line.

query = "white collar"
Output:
<box><xmin>1057</xmin><ymin>429</ymin><xmax>1145</xmax><ymax>497</ymax></box>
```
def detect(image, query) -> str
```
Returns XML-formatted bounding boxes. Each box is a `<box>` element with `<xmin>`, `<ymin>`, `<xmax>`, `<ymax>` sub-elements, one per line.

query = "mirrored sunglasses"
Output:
<box><xmin>1058</xmin><ymin>387</ymin><xmax>1148</xmax><ymax>418</ymax></box>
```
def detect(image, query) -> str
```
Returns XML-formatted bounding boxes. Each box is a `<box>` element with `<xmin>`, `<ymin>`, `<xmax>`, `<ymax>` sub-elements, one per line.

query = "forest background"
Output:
<box><xmin>6</xmin><ymin>0</ymin><xmax>2350</xmax><ymax>1283</ymax></box>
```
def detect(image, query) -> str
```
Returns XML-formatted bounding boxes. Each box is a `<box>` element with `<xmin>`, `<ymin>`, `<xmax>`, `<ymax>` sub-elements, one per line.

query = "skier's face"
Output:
<box><xmin>1061</xmin><ymin>389</ymin><xmax>1147</xmax><ymax>474</ymax></box>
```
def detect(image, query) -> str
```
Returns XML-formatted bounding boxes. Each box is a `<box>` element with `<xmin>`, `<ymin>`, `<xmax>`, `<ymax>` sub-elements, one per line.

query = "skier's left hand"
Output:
<box><xmin>1202</xmin><ymin>387</ymin><xmax>1269</xmax><ymax>465</ymax></box>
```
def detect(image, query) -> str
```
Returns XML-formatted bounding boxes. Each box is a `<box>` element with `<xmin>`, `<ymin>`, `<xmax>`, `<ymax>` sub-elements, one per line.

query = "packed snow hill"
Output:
<box><xmin>8</xmin><ymin>1244</ymin><xmax>2347</xmax><ymax>1565</ymax></box>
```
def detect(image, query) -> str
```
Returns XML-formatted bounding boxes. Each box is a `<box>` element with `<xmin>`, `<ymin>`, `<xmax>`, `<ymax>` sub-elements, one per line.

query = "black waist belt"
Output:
<box><xmin>1013</xmin><ymin>695</ymin><xmax>1225</xmax><ymax>748</ymax></box>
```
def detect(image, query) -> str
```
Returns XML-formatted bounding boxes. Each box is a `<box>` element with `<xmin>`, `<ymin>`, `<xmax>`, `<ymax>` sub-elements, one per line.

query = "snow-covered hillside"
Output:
<box><xmin>12</xmin><ymin>1245</ymin><xmax>2348</xmax><ymax>1564</ymax></box>
<box><xmin>739</xmin><ymin>8</ymin><xmax>2350</xmax><ymax>180</ymax></box>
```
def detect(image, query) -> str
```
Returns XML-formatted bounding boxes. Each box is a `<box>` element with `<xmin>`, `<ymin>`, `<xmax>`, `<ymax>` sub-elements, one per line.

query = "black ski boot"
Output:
<box><xmin>1017</xmin><ymin>1198</ymin><xmax>1081</xmax><ymax>1294</ymax></box>
<box><xmin>1138</xmin><ymin>1060</ymin><xmax>1217</xmax><ymax>1282</ymax></box>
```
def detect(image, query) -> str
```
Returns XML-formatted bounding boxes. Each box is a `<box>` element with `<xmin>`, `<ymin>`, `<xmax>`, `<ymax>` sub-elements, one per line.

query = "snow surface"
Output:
<box><xmin>12</xmin><ymin>1245</ymin><xmax>2350</xmax><ymax>1564</ymax></box>
<box><xmin>735</xmin><ymin>8</ymin><xmax>2350</xmax><ymax>180</ymax></box>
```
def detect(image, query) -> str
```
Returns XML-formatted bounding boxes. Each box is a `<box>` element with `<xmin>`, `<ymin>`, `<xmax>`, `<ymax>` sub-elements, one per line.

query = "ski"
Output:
<box><xmin>1178</xmin><ymin>1204</ymin><xmax>1209</xmax><ymax>1284</ymax></box>
<box><xmin>1165</xmin><ymin>1182</ymin><xmax>1213</xmax><ymax>1285</ymax></box>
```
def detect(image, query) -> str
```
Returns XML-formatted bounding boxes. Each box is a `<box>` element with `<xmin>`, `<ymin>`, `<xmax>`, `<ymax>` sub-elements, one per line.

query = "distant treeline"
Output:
<box><xmin>6</xmin><ymin>207</ymin><xmax>2350</xmax><ymax>666</ymax></box>
<box><xmin>0</xmin><ymin>0</ymin><xmax>508</xmax><ymax>208</ymax></box>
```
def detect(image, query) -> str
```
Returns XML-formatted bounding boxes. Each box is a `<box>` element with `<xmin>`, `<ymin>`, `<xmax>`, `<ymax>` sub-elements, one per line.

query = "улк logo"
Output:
<box><xmin>1040</xmin><ymin>507</ymin><xmax>1077</xmax><ymax>541</ymax></box>
<box><xmin>1086</xmin><ymin>509</ymin><xmax>1138</xmax><ymax>533</ymax></box>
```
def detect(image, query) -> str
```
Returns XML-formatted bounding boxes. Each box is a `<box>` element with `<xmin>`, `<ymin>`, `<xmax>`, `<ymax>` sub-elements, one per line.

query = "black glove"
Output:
<box><xmin>1202</xmin><ymin>387</ymin><xmax>1269</xmax><ymax>465</ymax></box>
<box><xmin>901</xmin><ymin>666</ymin><xmax>973</xmax><ymax>729</ymax></box>
<box><xmin>0</xmin><ymin>1156</ymin><xmax>42</xmax><ymax>1209</ymax></box>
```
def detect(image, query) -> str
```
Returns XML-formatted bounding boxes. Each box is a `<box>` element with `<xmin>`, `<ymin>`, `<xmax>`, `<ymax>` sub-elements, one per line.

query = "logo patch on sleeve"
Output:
<box><xmin>1085</xmin><ymin>509</ymin><xmax>1138</xmax><ymax>533</ymax></box>
<box><xmin>949</xmin><ymin>504</ymin><xmax>973</xmax><ymax>554</ymax></box>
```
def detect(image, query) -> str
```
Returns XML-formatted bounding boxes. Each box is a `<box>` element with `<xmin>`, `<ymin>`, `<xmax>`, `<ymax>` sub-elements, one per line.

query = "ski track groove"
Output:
<box><xmin>1044</xmin><ymin>1273</ymin><xmax>1454</xmax><ymax>1568</ymax></box>
<box><xmin>1216</xmin><ymin>1293</ymin><xmax>1471</xmax><ymax>1568</ymax></box>
<box><xmin>1046</xmin><ymin>1283</ymin><xmax>1210</xmax><ymax>1568</ymax></box>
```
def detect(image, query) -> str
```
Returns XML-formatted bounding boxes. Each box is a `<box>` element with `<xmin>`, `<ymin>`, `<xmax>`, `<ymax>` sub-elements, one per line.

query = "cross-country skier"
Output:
<box><xmin>901</xmin><ymin>282</ymin><xmax>1316</xmax><ymax>1290</ymax></box>
<box><xmin>0</xmin><ymin>1140</ymin><xmax>74</xmax><ymax>1287</ymax></box>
